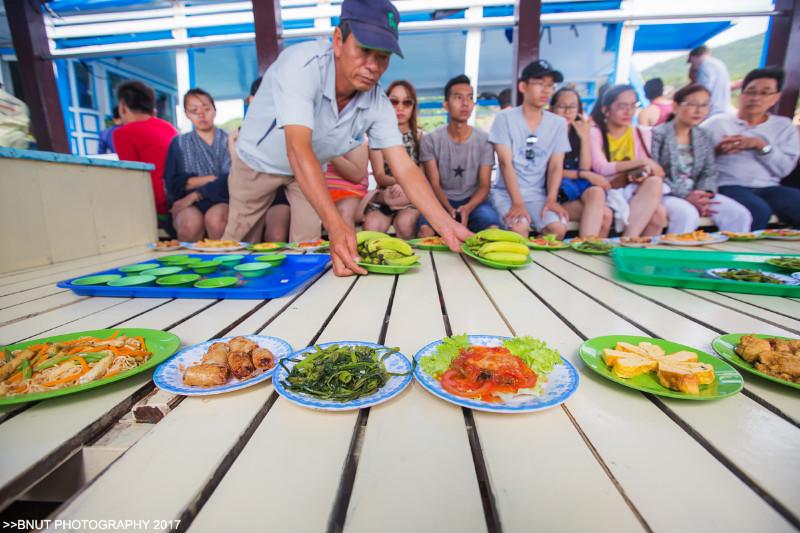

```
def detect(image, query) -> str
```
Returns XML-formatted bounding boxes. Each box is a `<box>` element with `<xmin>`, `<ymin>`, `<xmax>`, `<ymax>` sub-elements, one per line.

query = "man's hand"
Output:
<box><xmin>542</xmin><ymin>198</ymin><xmax>568</xmax><ymax>223</ymax></box>
<box><xmin>504</xmin><ymin>203</ymin><xmax>531</xmax><ymax>228</ymax></box>
<box><xmin>456</xmin><ymin>203</ymin><xmax>474</xmax><ymax>227</ymax></box>
<box><xmin>328</xmin><ymin>221</ymin><xmax>367</xmax><ymax>277</ymax></box>
<box><xmin>435</xmin><ymin>218</ymin><xmax>473</xmax><ymax>253</ymax></box>
<box><xmin>171</xmin><ymin>192</ymin><xmax>199</xmax><ymax>214</ymax></box>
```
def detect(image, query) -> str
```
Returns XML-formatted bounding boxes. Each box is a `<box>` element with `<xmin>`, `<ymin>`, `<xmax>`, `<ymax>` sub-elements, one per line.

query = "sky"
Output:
<box><xmin>631</xmin><ymin>0</ymin><xmax>772</xmax><ymax>71</ymax></box>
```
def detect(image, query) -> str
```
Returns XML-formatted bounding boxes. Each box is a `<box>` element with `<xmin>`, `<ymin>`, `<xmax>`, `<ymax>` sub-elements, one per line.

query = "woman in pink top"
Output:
<box><xmin>589</xmin><ymin>84</ymin><xmax>667</xmax><ymax>237</ymax></box>
<box><xmin>638</xmin><ymin>78</ymin><xmax>672</xmax><ymax>127</ymax></box>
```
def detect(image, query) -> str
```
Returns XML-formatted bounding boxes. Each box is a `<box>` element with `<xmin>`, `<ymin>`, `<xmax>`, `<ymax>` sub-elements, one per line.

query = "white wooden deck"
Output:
<box><xmin>0</xmin><ymin>239</ymin><xmax>798</xmax><ymax>533</ymax></box>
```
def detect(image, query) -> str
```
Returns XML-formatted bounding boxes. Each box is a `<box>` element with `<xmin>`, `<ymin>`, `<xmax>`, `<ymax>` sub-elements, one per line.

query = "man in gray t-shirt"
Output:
<box><xmin>418</xmin><ymin>75</ymin><xmax>501</xmax><ymax>234</ymax></box>
<box><xmin>490</xmin><ymin>60</ymin><xmax>571</xmax><ymax>238</ymax></box>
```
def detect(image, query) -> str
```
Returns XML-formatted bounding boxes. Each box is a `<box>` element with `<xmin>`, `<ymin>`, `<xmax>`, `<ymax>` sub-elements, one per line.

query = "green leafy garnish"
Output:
<box><xmin>502</xmin><ymin>336</ymin><xmax>562</xmax><ymax>375</ymax></box>
<box><xmin>420</xmin><ymin>334</ymin><xmax>469</xmax><ymax>378</ymax></box>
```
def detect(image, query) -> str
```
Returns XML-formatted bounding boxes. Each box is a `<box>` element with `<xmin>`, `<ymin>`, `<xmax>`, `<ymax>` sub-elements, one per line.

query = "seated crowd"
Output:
<box><xmin>111</xmin><ymin>60</ymin><xmax>800</xmax><ymax>243</ymax></box>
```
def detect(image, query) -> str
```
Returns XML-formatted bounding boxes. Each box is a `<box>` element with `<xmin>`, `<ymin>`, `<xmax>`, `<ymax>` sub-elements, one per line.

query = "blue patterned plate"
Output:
<box><xmin>413</xmin><ymin>335</ymin><xmax>580</xmax><ymax>413</ymax></box>
<box><xmin>272</xmin><ymin>341</ymin><xmax>413</xmax><ymax>411</ymax></box>
<box><xmin>154</xmin><ymin>335</ymin><xmax>293</xmax><ymax>396</ymax></box>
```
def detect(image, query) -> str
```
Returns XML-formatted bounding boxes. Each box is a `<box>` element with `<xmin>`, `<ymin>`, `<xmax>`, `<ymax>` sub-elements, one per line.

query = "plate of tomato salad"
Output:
<box><xmin>412</xmin><ymin>334</ymin><xmax>579</xmax><ymax>413</ymax></box>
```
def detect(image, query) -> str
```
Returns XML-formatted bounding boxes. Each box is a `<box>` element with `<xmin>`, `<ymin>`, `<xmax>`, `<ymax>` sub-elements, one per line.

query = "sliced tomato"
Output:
<box><xmin>440</xmin><ymin>369</ymin><xmax>495</xmax><ymax>398</ymax></box>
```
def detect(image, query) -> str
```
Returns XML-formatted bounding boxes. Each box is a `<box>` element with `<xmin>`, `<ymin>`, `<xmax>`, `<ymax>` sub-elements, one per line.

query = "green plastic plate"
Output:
<box><xmin>711</xmin><ymin>333</ymin><xmax>800</xmax><ymax>390</ymax></box>
<box><xmin>613</xmin><ymin>248</ymin><xmax>800</xmax><ymax>296</ymax></box>
<box><xmin>248</xmin><ymin>242</ymin><xmax>287</xmax><ymax>252</ymax></box>
<box><xmin>528</xmin><ymin>238</ymin><xmax>569</xmax><ymax>250</ymax></box>
<box><xmin>72</xmin><ymin>274</ymin><xmax>122</xmax><ymax>286</ymax></box>
<box><xmin>765</xmin><ymin>257</ymin><xmax>800</xmax><ymax>272</ymax></box>
<box><xmin>461</xmin><ymin>245</ymin><xmax>532</xmax><ymax>270</ymax></box>
<box><xmin>107</xmin><ymin>275</ymin><xmax>156</xmax><ymax>287</ymax></box>
<box><xmin>0</xmin><ymin>328</ymin><xmax>181</xmax><ymax>405</ymax></box>
<box><xmin>357</xmin><ymin>261</ymin><xmax>419</xmax><ymax>274</ymax></box>
<box><xmin>408</xmin><ymin>238</ymin><xmax>450</xmax><ymax>251</ymax></box>
<box><xmin>255</xmin><ymin>253</ymin><xmax>287</xmax><ymax>265</ymax></box>
<box><xmin>570</xmin><ymin>241</ymin><xmax>615</xmax><ymax>255</ymax></box>
<box><xmin>195</xmin><ymin>276</ymin><xmax>239</xmax><ymax>289</ymax></box>
<box><xmin>579</xmin><ymin>335</ymin><xmax>743</xmax><ymax>400</ymax></box>
<box><xmin>156</xmin><ymin>274</ymin><xmax>200</xmax><ymax>286</ymax></box>
<box><xmin>119</xmin><ymin>263</ymin><xmax>160</xmax><ymax>274</ymax></box>
<box><xmin>147</xmin><ymin>266</ymin><xmax>184</xmax><ymax>277</ymax></box>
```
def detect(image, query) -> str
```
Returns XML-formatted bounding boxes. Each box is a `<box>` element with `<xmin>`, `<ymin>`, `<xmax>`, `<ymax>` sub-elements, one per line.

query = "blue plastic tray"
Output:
<box><xmin>58</xmin><ymin>254</ymin><xmax>330</xmax><ymax>299</ymax></box>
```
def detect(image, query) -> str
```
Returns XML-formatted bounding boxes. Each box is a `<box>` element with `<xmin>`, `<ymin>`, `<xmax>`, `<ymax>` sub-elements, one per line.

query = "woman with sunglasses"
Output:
<box><xmin>365</xmin><ymin>80</ymin><xmax>422</xmax><ymax>239</ymax></box>
<box><xmin>589</xmin><ymin>84</ymin><xmax>667</xmax><ymax>237</ymax></box>
<box><xmin>650</xmin><ymin>84</ymin><xmax>752</xmax><ymax>233</ymax></box>
<box><xmin>549</xmin><ymin>88</ymin><xmax>612</xmax><ymax>237</ymax></box>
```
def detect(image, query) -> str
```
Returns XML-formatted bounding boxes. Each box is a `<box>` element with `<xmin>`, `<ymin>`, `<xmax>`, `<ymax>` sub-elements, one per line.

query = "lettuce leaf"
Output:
<box><xmin>503</xmin><ymin>336</ymin><xmax>561</xmax><ymax>376</ymax></box>
<box><xmin>420</xmin><ymin>334</ymin><xmax>469</xmax><ymax>378</ymax></box>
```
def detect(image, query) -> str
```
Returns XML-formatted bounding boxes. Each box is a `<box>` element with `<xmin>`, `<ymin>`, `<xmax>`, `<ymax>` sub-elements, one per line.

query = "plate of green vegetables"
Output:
<box><xmin>272</xmin><ymin>341</ymin><xmax>413</xmax><ymax>411</ymax></box>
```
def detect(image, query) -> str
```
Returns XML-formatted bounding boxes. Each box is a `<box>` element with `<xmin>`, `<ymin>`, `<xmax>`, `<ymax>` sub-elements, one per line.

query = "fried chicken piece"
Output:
<box><xmin>736</xmin><ymin>335</ymin><xmax>772</xmax><ymax>363</ymax></box>
<box><xmin>228</xmin><ymin>336</ymin><xmax>257</xmax><ymax>354</ymax></box>
<box><xmin>183</xmin><ymin>364</ymin><xmax>229</xmax><ymax>387</ymax></box>
<box><xmin>228</xmin><ymin>351</ymin><xmax>256</xmax><ymax>380</ymax></box>
<box><xmin>771</xmin><ymin>339</ymin><xmax>793</xmax><ymax>354</ymax></box>
<box><xmin>251</xmin><ymin>347</ymin><xmax>275</xmax><ymax>371</ymax></box>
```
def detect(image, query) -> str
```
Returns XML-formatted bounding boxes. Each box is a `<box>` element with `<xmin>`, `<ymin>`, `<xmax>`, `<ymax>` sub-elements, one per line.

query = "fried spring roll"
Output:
<box><xmin>228</xmin><ymin>351</ymin><xmax>256</xmax><ymax>380</ymax></box>
<box><xmin>251</xmin><ymin>347</ymin><xmax>275</xmax><ymax>371</ymax></box>
<box><xmin>203</xmin><ymin>342</ymin><xmax>229</xmax><ymax>367</ymax></box>
<box><xmin>183</xmin><ymin>364</ymin><xmax>229</xmax><ymax>387</ymax></box>
<box><xmin>228</xmin><ymin>336</ymin><xmax>257</xmax><ymax>354</ymax></box>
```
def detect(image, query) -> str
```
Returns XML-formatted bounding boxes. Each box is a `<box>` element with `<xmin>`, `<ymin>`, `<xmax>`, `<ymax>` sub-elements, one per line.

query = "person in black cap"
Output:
<box><xmin>225</xmin><ymin>0</ymin><xmax>470</xmax><ymax>276</ymax></box>
<box><xmin>488</xmin><ymin>60</ymin><xmax>572</xmax><ymax>239</ymax></box>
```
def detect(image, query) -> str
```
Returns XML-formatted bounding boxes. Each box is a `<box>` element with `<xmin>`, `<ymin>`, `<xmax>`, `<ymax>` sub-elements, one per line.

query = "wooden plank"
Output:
<box><xmin>0</xmin><ymin>248</ymin><xmax>149</xmax><ymax>287</ymax></box>
<box><xmin>552</xmin><ymin>251</ymin><xmax>800</xmax><ymax>421</ymax></box>
<box><xmin>0</xmin><ymin>291</ymin><xmax>87</xmax><ymax>326</ymax></box>
<box><xmin>435</xmin><ymin>253</ymin><xmax>644</xmax><ymax>532</ymax></box>
<box><xmin>344</xmin><ymin>257</ymin><xmax>486</xmax><ymax>533</ymax></box>
<box><xmin>720</xmin><ymin>292</ymin><xmax>800</xmax><ymax>321</ymax></box>
<box><xmin>189</xmin><ymin>273</ymin><xmax>393</xmax><ymax>533</ymax></box>
<box><xmin>508</xmin><ymin>256</ymin><xmax>795</xmax><ymax>531</ymax></box>
<box><xmin>684</xmin><ymin>289</ymin><xmax>800</xmax><ymax>333</ymax></box>
<box><xmin>0</xmin><ymin>297</ymin><xmax>132</xmax><ymax>345</ymax></box>
<box><xmin>0</xmin><ymin>252</ymin><xmax>157</xmax><ymax>297</ymax></box>
<box><xmin>0</xmin><ymin>287</ymin><xmax>71</xmax><ymax>311</ymax></box>
<box><xmin>0</xmin><ymin>297</ymin><xmax>216</xmax><ymax>509</ymax></box>
<box><xmin>531</xmin><ymin>253</ymin><xmax>800</xmax><ymax>520</ymax></box>
<box><xmin>0</xmin><ymin>247</ymin><xmax>147</xmax><ymax>281</ymax></box>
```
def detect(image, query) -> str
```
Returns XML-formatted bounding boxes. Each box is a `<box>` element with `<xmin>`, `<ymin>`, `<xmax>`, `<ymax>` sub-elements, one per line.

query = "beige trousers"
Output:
<box><xmin>222</xmin><ymin>150</ymin><xmax>322</xmax><ymax>243</ymax></box>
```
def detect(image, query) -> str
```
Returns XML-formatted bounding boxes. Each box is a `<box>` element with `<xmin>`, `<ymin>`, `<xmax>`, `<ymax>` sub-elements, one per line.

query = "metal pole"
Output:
<box><xmin>513</xmin><ymin>0</ymin><xmax>542</xmax><ymax>106</ymax></box>
<box><xmin>764</xmin><ymin>0</ymin><xmax>799</xmax><ymax>118</ymax></box>
<box><xmin>252</xmin><ymin>0</ymin><xmax>284</xmax><ymax>76</ymax></box>
<box><xmin>5</xmin><ymin>0</ymin><xmax>70</xmax><ymax>153</ymax></box>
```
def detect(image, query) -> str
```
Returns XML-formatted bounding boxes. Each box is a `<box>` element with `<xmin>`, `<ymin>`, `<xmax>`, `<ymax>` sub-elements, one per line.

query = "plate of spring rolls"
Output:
<box><xmin>154</xmin><ymin>335</ymin><xmax>293</xmax><ymax>396</ymax></box>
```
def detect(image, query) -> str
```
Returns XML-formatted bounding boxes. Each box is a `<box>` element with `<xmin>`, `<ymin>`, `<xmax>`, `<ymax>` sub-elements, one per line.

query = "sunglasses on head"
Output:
<box><xmin>390</xmin><ymin>98</ymin><xmax>415</xmax><ymax>108</ymax></box>
<box><xmin>525</xmin><ymin>134</ymin><xmax>539</xmax><ymax>160</ymax></box>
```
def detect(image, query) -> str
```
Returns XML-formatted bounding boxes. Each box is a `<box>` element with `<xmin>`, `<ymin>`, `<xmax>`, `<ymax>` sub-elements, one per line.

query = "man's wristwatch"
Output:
<box><xmin>759</xmin><ymin>144</ymin><xmax>773</xmax><ymax>156</ymax></box>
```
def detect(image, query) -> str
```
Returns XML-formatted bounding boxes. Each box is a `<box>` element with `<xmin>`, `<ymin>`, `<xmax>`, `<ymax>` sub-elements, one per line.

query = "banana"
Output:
<box><xmin>478</xmin><ymin>241</ymin><xmax>529</xmax><ymax>257</ymax></box>
<box><xmin>475</xmin><ymin>228</ymin><xmax>528</xmax><ymax>245</ymax></box>
<box><xmin>385</xmin><ymin>255</ymin><xmax>420</xmax><ymax>266</ymax></box>
<box><xmin>483</xmin><ymin>252</ymin><xmax>529</xmax><ymax>265</ymax></box>
<box><xmin>356</xmin><ymin>230</ymin><xmax>390</xmax><ymax>245</ymax></box>
<box><xmin>376</xmin><ymin>249</ymin><xmax>404</xmax><ymax>261</ymax></box>
<box><xmin>367</xmin><ymin>237</ymin><xmax>413</xmax><ymax>256</ymax></box>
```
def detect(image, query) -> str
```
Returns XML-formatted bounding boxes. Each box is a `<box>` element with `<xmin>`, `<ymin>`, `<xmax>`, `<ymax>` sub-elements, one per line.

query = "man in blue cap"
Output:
<box><xmin>225</xmin><ymin>0</ymin><xmax>471</xmax><ymax>276</ymax></box>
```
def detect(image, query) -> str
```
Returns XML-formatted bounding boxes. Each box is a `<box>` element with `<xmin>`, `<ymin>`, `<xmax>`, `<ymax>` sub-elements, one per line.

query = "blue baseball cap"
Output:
<box><xmin>340</xmin><ymin>0</ymin><xmax>404</xmax><ymax>58</ymax></box>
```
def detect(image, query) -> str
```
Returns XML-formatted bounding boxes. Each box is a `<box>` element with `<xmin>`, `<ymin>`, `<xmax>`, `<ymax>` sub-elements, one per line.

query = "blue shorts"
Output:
<box><xmin>418</xmin><ymin>197</ymin><xmax>502</xmax><ymax>232</ymax></box>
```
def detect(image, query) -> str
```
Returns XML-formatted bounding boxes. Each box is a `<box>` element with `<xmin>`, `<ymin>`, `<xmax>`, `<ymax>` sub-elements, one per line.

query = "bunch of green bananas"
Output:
<box><xmin>356</xmin><ymin>231</ymin><xmax>421</xmax><ymax>266</ymax></box>
<box><xmin>465</xmin><ymin>229</ymin><xmax>530</xmax><ymax>265</ymax></box>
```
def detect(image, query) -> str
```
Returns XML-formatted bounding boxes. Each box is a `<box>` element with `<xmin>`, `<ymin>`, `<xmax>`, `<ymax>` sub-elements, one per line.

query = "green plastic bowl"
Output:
<box><xmin>119</xmin><ymin>263</ymin><xmax>160</xmax><ymax>275</ymax></box>
<box><xmin>255</xmin><ymin>253</ymin><xmax>286</xmax><ymax>265</ymax></box>
<box><xmin>107</xmin><ymin>274</ymin><xmax>156</xmax><ymax>287</ymax></box>
<box><xmin>72</xmin><ymin>274</ymin><xmax>122</xmax><ymax>286</ymax></box>
<box><xmin>189</xmin><ymin>260</ymin><xmax>221</xmax><ymax>275</ymax></box>
<box><xmin>216</xmin><ymin>254</ymin><xmax>245</xmax><ymax>266</ymax></box>
<box><xmin>147</xmin><ymin>266</ymin><xmax>184</xmax><ymax>277</ymax></box>
<box><xmin>156</xmin><ymin>274</ymin><xmax>201</xmax><ymax>287</ymax></box>
<box><xmin>157</xmin><ymin>254</ymin><xmax>191</xmax><ymax>265</ymax></box>
<box><xmin>194</xmin><ymin>276</ymin><xmax>239</xmax><ymax>289</ymax></box>
<box><xmin>234</xmin><ymin>262</ymin><xmax>272</xmax><ymax>278</ymax></box>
